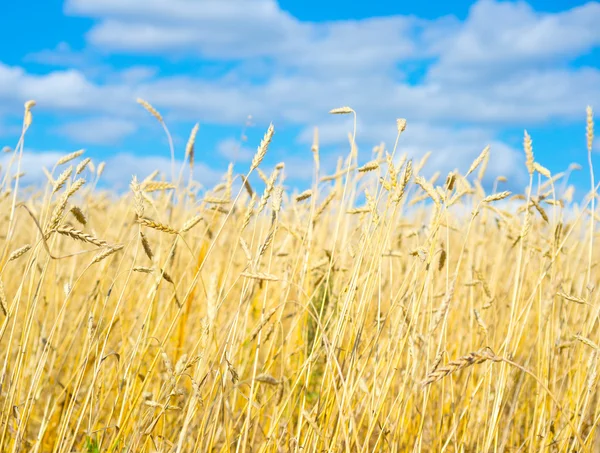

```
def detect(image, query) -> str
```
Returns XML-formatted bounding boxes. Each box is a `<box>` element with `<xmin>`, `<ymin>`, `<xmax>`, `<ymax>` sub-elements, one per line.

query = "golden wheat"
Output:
<box><xmin>1</xmin><ymin>103</ymin><xmax>599</xmax><ymax>453</ymax></box>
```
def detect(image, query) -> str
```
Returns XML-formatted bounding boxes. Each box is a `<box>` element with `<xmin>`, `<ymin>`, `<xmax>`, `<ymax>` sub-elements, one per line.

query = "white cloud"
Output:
<box><xmin>0</xmin><ymin>148</ymin><xmax>225</xmax><ymax>192</ymax></box>
<box><xmin>3</xmin><ymin>57</ymin><xmax>597</xmax><ymax>134</ymax></box>
<box><xmin>56</xmin><ymin>117</ymin><xmax>137</xmax><ymax>145</ymax></box>
<box><xmin>115</xmin><ymin>66</ymin><xmax>158</xmax><ymax>84</ymax></box>
<box><xmin>67</xmin><ymin>0</ymin><xmax>600</xmax><ymax>78</ymax></box>
<box><xmin>279</xmin><ymin>154</ymin><xmax>327</xmax><ymax>182</ymax></box>
<box><xmin>431</xmin><ymin>0</ymin><xmax>600</xmax><ymax>73</ymax></box>
<box><xmin>1</xmin><ymin>150</ymin><xmax>65</xmax><ymax>187</ymax></box>
<box><xmin>25</xmin><ymin>42</ymin><xmax>91</xmax><ymax>67</ymax></box>
<box><xmin>0</xmin><ymin>0</ymin><xmax>597</xmax><ymax>188</ymax></box>
<box><xmin>99</xmin><ymin>152</ymin><xmax>224</xmax><ymax>191</ymax></box>
<box><xmin>4</xmin><ymin>0</ymin><xmax>598</xmax><ymax>127</ymax></box>
<box><xmin>216</xmin><ymin>137</ymin><xmax>253</xmax><ymax>162</ymax></box>
<box><xmin>25</xmin><ymin>43</ymin><xmax>157</xmax><ymax>86</ymax></box>
<box><xmin>65</xmin><ymin>0</ymin><xmax>457</xmax><ymax>78</ymax></box>
<box><xmin>0</xmin><ymin>62</ymin><xmax>135</xmax><ymax>116</ymax></box>
<box><xmin>67</xmin><ymin>0</ymin><xmax>302</xmax><ymax>57</ymax></box>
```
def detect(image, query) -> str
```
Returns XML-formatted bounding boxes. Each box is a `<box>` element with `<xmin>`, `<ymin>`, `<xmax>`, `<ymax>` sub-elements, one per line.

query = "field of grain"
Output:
<box><xmin>0</xmin><ymin>100</ymin><xmax>598</xmax><ymax>452</ymax></box>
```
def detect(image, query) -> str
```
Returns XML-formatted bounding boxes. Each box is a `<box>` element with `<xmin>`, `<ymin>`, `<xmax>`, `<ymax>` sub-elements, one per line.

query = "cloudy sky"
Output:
<box><xmin>0</xmin><ymin>0</ymin><xmax>599</xmax><ymax>192</ymax></box>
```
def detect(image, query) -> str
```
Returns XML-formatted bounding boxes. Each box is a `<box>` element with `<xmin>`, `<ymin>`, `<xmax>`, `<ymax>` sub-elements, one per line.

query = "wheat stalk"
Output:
<box><xmin>415</xmin><ymin>176</ymin><xmax>440</xmax><ymax>206</ymax></box>
<box><xmin>466</xmin><ymin>146</ymin><xmax>489</xmax><ymax>177</ymax></box>
<box><xmin>482</xmin><ymin>191</ymin><xmax>512</xmax><ymax>203</ymax></box>
<box><xmin>524</xmin><ymin>131</ymin><xmax>534</xmax><ymax>175</ymax></box>
<box><xmin>295</xmin><ymin>190</ymin><xmax>312</xmax><ymax>202</ymax></box>
<box><xmin>70</xmin><ymin>206</ymin><xmax>87</xmax><ymax>225</ymax></box>
<box><xmin>53</xmin><ymin>166</ymin><xmax>73</xmax><ymax>193</ymax></box>
<box><xmin>8</xmin><ymin>245</ymin><xmax>32</xmax><ymax>262</ymax></box>
<box><xmin>534</xmin><ymin>162</ymin><xmax>551</xmax><ymax>178</ymax></box>
<box><xmin>137</xmin><ymin>98</ymin><xmax>163</xmax><ymax>123</ymax></box>
<box><xmin>255</xmin><ymin>374</ymin><xmax>280</xmax><ymax>385</ymax></box>
<box><xmin>557</xmin><ymin>291</ymin><xmax>589</xmax><ymax>305</ymax></box>
<box><xmin>358</xmin><ymin>161</ymin><xmax>379</xmax><ymax>173</ymax></box>
<box><xmin>76</xmin><ymin>158</ymin><xmax>91</xmax><ymax>175</ymax></box>
<box><xmin>0</xmin><ymin>279</ymin><xmax>7</xmax><ymax>316</ymax></box>
<box><xmin>329</xmin><ymin>106</ymin><xmax>354</xmax><ymax>115</ymax></box>
<box><xmin>24</xmin><ymin>100</ymin><xmax>36</xmax><ymax>128</ymax></box>
<box><xmin>181</xmin><ymin>215</ymin><xmax>203</xmax><ymax>233</ymax></box>
<box><xmin>133</xmin><ymin>267</ymin><xmax>154</xmax><ymax>274</ymax></box>
<box><xmin>96</xmin><ymin>162</ymin><xmax>105</xmax><ymax>177</ymax></box>
<box><xmin>241</xmin><ymin>271</ymin><xmax>279</xmax><ymax>282</ymax></box>
<box><xmin>138</xmin><ymin>218</ymin><xmax>178</xmax><ymax>235</ymax></box>
<box><xmin>140</xmin><ymin>232</ymin><xmax>154</xmax><ymax>260</ymax></box>
<box><xmin>421</xmin><ymin>348</ymin><xmax>500</xmax><ymax>387</ymax></box>
<box><xmin>251</xmin><ymin>124</ymin><xmax>274</xmax><ymax>171</ymax></box>
<box><xmin>573</xmin><ymin>334</ymin><xmax>599</xmax><ymax>350</ymax></box>
<box><xmin>143</xmin><ymin>181</ymin><xmax>176</xmax><ymax>192</ymax></box>
<box><xmin>55</xmin><ymin>225</ymin><xmax>108</xmax><ymax>247</ymax></box>
<box><xmin>587</xmin><ymin>106</ymin><xmax>594</xmax><ymax>154</ymax></box>
<box><xmin>186</xmin><ymin>123</ymin><xmax>199</xmax><ymax>168</ymax></box>
<box><xmin>56</xmin><ymin>150</ymin><xmax>84</xmax><ymax>166</ymax></box>
<box><xmin>90</xmin><ymin>245</ymin><xmax>124</xmax><ymax>265</ymax></box>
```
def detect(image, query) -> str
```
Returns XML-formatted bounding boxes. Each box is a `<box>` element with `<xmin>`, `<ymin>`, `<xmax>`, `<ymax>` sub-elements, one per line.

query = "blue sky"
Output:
<box><xmin>0</xmin><ymin>0</ymin><xmax>599</xmax><ymax>194</ymax></box>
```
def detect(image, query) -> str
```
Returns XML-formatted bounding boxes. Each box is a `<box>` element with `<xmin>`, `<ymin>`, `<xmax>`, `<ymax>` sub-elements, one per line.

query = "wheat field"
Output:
<box><xmin>0</xmin><ymin>100</ymin><xmax>599</xmax><ymax>452</ymax></box>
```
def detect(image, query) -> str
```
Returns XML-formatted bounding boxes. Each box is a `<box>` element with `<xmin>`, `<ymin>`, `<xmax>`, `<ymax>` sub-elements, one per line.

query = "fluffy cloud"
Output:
<box><xmin>216</xmin><ymin>138</ymin><xmax>254</xmax><ymax>163</ymax></box>
<box><xmin>0</xmin><ymin>0</ymin><xmax>597</xmax><ymax>185</ymax></box>
<box><xmin>59</xmin><ymin>0</ymin><xmax>600</xmax><ymax>128</ymax></box>
<box><xmin>431</xmin><ymin>1</ymin><xmax>600</xmax><ymax>73</ymax></box>
<box><xmin>66</xmin><ymin>0</ymin><xmax>600</xmax><ymax>73</ymax></box>
<box><xmin>0</xmin><ymin>62</ymin><xmax>134</xmax><ymax>116</ymax></box>
<box><xmin>25</xmin><ymin>42</ymin><xmax>91</xmax><ymax>68</ymax></box>
<box><xmin>99</xmin><ymin>152</ymin><xmax>223</xmax><ymax>190</ymax></box>
<box><xmin>0</xmin><ymin>149</ymin><xmax>225</xmax><ymax>192</ymax></box>
<box><xmin>66</xmin><ymin>0</ymin><xmax>302</xmax><ymax>57</ymax></box>
<box><xmin>55</xmin><ymin>117</ymin><xmax>137</xmax><ymax>145</ymax></box>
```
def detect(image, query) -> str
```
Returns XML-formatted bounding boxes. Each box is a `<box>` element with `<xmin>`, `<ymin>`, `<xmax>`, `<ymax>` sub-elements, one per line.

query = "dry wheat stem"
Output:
<box><xmin>56</xmin><ymin>150</ymin><xmax>84</xmax><ymax>166</ymax></box>
<box><xmin>524</xmin><ymin>131</ymin><xmax>534</xmax><ymax>175</ymax></box>
<box><xmin>8</xmin><ymin>244</ymin><xmax>32</xmax><ymax>262</ymax></box>
<box><xmin>358</xmin><ymin>161</ymin><xmax>379</xmax><ymax>173</ymax></box>
<box><xmin>482</xmin><ymin>191</ymin><xmax>512</xmax><ymax>203</ymax></box>
<box><xmin>142</xmin><ymin>181</ymin><xmax>176</xmax><ymax>192</ymax></box>
<box><xmin>295</xmin><ymin>190</ymin><xmax>312</xmax><ymax>202</ymax></box>
<box><xmin>329</xmin><ymin>106</ymin><xmax>354</xmax><ymax>115</ymax></box>
<box><xmin>91</xmin><ymin>245</ymin><xmax>124</xmax><ymax>264</ymax></box>
<box><xmin>140</xmin><ymin>232</ymin><xmax>154</xmax><ymax>261</ymax></box>
<box><xmin>53</xmin><ymin>166</ymin><xmax>73</xmax><ymax>193</ymax></box>
<box><xmin>251</xmin><ymin>124</ymin><xmax>274</xmax><ymax>171</ymax></box>
<box><xmin>3</xmin><ymin>101</ymin><xmax>599</xmax><ymax>453</ymax></box>
<box><xmin>0</xmin><ymin>279</ymin><xmax>7</xmax><ymax>316</ymax></box>
<box><xmin>137</xmin><ymin>98</ymin><xmax>163</xmax><ymax>123</ymax></box>
<box><xmin>70</xmin><ymin>206</ymin><xmax>87</xmax><ymax>225</ymax></box>
<box><xmin>181</xmin><ymin>215</ymin><xmax>203</xmax><ymax>233</ymax></box>
<box><xmin>557</xmin><ymin>291</ymin><xmax>589</xmax><ymax>305</ymax></box>
<box><xmin>186</xmin><ymin>123</ymin><xmax>199</xmax><ymax>166</ymax></box>
<box><xmin>76</xmin><ymin>157</ymin><xmax>91</xmax><ymax>175</ymax></box>
<box><xmin>421</xmin><ymin>348</ymin><xmax>501</xmax><ymax>387</ymax></box>
<box><xmin>55</xmin><ymin>225</ymin><xmax>108</xmax><ymax>247</ymax></box>
<box><xmin>466</xmin><ymin>146</ymin><xmax>489</xmax><ymax>177</ymax></box>
<box><xmin>137</xmin><ymin>217</ymin><xmax>179</xmax><ymax>235</ymax></box>
<box><xmin>241</xmin><ymin>271</ymin><xmax>279</xmax><ymax>281</ymax></box>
